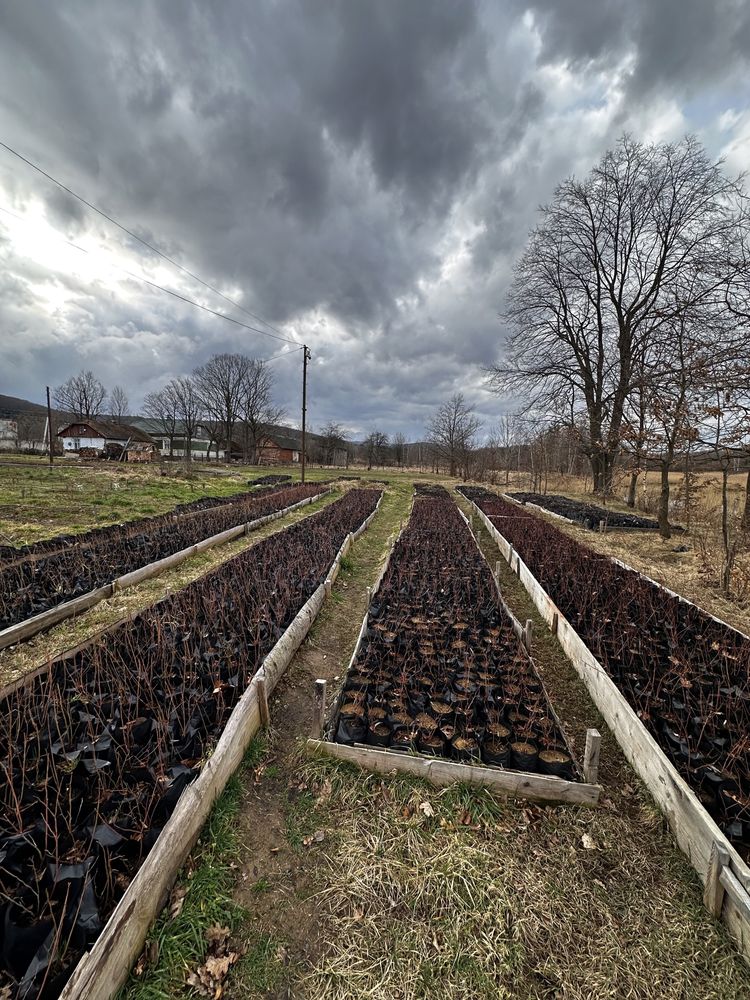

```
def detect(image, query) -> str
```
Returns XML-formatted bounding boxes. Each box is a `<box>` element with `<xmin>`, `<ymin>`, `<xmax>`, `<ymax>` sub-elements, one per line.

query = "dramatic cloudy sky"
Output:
<box><xmin>1</xmin><ymin>1</ymin><xmax>749</xmax><ymax>439</ymax></box>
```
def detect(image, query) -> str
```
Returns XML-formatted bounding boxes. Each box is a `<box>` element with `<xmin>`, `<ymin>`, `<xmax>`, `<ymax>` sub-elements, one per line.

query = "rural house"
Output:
<box><xmin>256</xmin><ymin>431</ymin><xmax>305</xmax><ymax>465</ymax></box>
<box><xmin>57</xmin><ymin>419</ymin><xmax>158</xmax><ymax>461</ymax></box>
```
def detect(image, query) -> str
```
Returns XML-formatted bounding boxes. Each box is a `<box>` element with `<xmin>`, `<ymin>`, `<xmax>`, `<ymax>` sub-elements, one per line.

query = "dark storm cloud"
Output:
<box><xmin>521</xmin><ymin>0</ymin><xmax>750</xmax><ymax>97</ymax></box>
<box><xmin>0</xmin><ymin>0</ymin><xmax>748</xmax><ymax>438</ymax></box>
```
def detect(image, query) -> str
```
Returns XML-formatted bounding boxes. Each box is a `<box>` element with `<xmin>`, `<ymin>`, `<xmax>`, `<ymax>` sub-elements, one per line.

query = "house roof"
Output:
<box><xmin>57</xmin><ymin>419</ymin><xmax>156</xmax><ymax>444</ymax></box>
<box><xmin>261</xmin><ymin>432</ymin><xmax>303</xmax><ymax>452</ymax></box>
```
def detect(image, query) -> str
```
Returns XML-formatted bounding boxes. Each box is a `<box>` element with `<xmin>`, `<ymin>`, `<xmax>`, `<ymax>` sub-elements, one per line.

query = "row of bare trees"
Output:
<box><xmin>488</xmin><ymin>134</ymin><xmax>750</xmax><ymax>540</ymax></box>
<box><xmin>54</xmin><ymin>371</ymin><xmax>130</xmax><ymax>421</ymax></box>
<box><xmin>54</xmin><ymin>354</ymin><xmax>282</xmax><ymax>463</ymax></box>
<box><xmin>144</xmin><ymin>353</ymin><xmax>283</xmax><ymax>461</ymax></box>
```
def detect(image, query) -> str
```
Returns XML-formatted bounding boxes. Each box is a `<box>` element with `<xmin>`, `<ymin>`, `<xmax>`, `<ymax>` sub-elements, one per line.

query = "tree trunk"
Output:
<box><xmin>627</xmin><ymin>470</ymin><xmax>638</xmax><ymax>508</ymax></box>
<box><xmin>658</xmin><ymin>462</ymin><xmax>671</xmax><ymax>539</ymax></box>
<box><xmin>722</xmin><ymin>464</ymin><xmax>732</xmax><ymax>595</ymax></box>
<box><xmin>742</xmin><ymin>468</ymin><xmax>750</xmax><ymax>533</ymax></box>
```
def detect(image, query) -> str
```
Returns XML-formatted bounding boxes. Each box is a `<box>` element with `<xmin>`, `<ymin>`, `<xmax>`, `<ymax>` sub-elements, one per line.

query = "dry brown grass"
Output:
<box><xmin>295</xmin><ymin>758</ymin><xmax>750</xmax><ymax>1000</ymax></box>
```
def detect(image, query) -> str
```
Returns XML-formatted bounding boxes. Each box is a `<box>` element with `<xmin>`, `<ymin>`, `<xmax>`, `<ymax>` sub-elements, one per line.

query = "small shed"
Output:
<box><xmin>57</xmin><ymin>420</ymin><xmax>158</xmax><ymax>462</ymax></box>
<box><xmin>257</xmin><ymin>432</ymin><xmax>303</xmax><ymax>465</ymax></box>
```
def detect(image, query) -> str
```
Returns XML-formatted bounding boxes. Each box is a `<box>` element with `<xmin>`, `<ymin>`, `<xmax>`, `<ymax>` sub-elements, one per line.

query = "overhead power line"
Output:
<box><xmin>0</xmin><ymin>203</ymin><xmax>296</xmax><ymax>346</ymax></box>
<box><xmin>0</xmin><ymin>139</ymin><xmax>297</xmax><ymax>345</ymax></box>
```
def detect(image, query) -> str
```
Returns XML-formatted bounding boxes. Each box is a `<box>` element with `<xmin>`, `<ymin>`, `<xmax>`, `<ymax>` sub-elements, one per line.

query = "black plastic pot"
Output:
<box><xmin>366</xmin><ymin>721</ymin><xmax>391</xmax><ymax>747</ymax></box>
<box><xmin>451</xmin><ymin>735</ymin><xmax>481</xmax><ymax>763</ymax></box>
<box><xmin>538</xmin><ymin>749</ymin><xmax>574</xmax><ymax>780</ymax></box>
<box><xmin>390</xmin><ymin>727</ymin><xmax>413</xmax><ymax>751</ymax></box>
<box><xmin>482</xmin><ymin>738</ymin><xmax>510</xmax><ymax>767</ymax></box>
<box><xmin>511</xmin><ymin>740</ymin><xmax>539</xmax><ymax>772</ymax></box>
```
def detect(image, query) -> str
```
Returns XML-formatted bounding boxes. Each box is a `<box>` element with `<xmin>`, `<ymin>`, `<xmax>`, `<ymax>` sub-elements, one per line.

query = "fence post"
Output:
<box><xmin>583</xmin><ymin>728</ymin><xmax>601</xmax><ymax>784</ymax></box>
<box><xmin>312</xmin><ymin>679</ymin><xmax>327</xmax><ymax>738</ymax></box>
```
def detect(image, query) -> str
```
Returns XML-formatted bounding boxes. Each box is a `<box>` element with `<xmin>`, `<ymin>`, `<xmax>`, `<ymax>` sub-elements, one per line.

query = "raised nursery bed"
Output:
<box><xmin>0</xmin><ymin>483</ymin><xmax>328</xmax><ymax>638</ymax></box>
<box><xmin>314</xmin><ymin>485</ymin><xmax>599</xmax><ymax>804</ymax></box>
<box><xmin>0</xmin><ymin>488</ymin><xmax>382</xmax><ymax>1000</ymax></box>
<box><xmin>508</xmin><ymin>491</ymin><xmax>663</xmax><ymax>531</ymax></box>
<box><xmin>460</xmin><ymin>484</ymin><xmax>750</xmax><ymax>958</ymax></box>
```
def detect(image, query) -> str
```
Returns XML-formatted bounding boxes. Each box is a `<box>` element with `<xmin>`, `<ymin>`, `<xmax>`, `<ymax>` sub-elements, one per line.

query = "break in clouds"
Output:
<box><xmin>0</xmin><ymin>0</ymin><xmax>749</xmax><ymax>438</ymax></box>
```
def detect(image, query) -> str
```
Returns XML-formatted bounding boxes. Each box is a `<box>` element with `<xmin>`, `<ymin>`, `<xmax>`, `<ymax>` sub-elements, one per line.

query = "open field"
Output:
<box><xmin>3</xmin><ymin>469</ymin><xmax>750</xmax><ymax>998</ymax></box>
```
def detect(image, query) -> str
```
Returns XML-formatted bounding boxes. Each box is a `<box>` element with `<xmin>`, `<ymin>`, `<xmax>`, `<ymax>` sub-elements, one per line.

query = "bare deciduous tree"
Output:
<box><xmin>170</xmin><ymin>377</ymin><xmax>203</xmax><ymax>461</ymax></box>
<box><xmin>488</xmin><ymin>134</ymin><xmax>746</xmax><ymax>495</ymax></box>
<box><xmin>365</xmin><ymin>430</ymin><xmax>389</xmax><ymax>470</ymax></box>
<box><xmin>110</xmin><ymin>385</ymin><xmax>129</xmax><ymax>421</ymax></box>
<box><xmin>392</xmin><ymin>432</ymin><xmax>406</xmax><ymax>468</ymax></box>
<box><xmin>143</xmin><ymin>385</ymin><xmax>179</xmax><ymax>457</ymax></box>
<box><xmin>238</xmin><ymin>360</ymin><xmax>284</xmax><ymax>464</ymax></box>
<box><xmin>54</xmin><ymin>370</ymin><xmax>107</xmax><ymax>420</ymax></box>
<box><xmin>427</xmin><ymin>393</ymin><xmax>480</xmax><ymax>478</ymax></box>
<box><xmin>192</xmin><ymin>353</ymin><xmax>250</xmax><ymax>461</ymax></box>
<box><xmin>319</xmin><ymin>421</ymin><xmax>347</xmax><ymax>466</ymax></box>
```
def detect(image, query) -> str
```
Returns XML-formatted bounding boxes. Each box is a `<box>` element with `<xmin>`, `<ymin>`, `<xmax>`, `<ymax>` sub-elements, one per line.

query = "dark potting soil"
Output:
<box><xmin>460</xmin><ymin>485</ymin><xmax>750</xmax><ymax>852</ymax></box>
<box><xmin>0</xmin><ymin>483</ymin><xmax>328</xmax><ymax>633</ymax></box>
<box><xmin>0</xmin><ymin>488</ymin><xmax>382</xmax><ymax>1000</ymax></box>
<box><xmin>332</xmin><ymin>485</ymin><xmax>576</xmax><ymax>778</ymax></box>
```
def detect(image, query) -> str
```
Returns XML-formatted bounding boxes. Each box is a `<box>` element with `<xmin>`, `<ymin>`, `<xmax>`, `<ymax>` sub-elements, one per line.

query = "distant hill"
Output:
<box><xmin>0</xmin><ymin>393</ymin><xmax>48</xmax><ymax>418</ymax></box>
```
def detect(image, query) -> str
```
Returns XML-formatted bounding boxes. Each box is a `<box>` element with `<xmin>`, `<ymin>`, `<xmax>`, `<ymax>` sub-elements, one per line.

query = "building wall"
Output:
<box><xmin>61</xmin><ymin>435</ymin><xmax>105</xmax><ymax>454</ymax></box>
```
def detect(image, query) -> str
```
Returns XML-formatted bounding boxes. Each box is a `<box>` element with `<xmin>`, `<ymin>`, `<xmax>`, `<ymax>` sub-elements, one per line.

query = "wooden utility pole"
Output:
<box><xmin>45</xmin><ymin>385</ymin><xmax>54</xmax><ymax>467</ymax></box>
<box><xmin>301</xmin><ymin>344</ymin><xmax>310</xmax><ymax>483</ymax></box>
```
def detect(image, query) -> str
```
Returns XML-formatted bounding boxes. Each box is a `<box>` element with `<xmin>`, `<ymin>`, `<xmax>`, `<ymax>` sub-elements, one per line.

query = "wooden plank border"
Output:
<box><xmin>464</xmin><ymin>492</ymin><xmax>750</xmax><ymax>962</ymax></box>
<box><xmin>0</xmin><ymin>490</ymin><xmax>331</xmax><ymax>652</ymax></box>
<box><xmin>59</xmin><ymin>490</ymin><xmax>381</xmax><ymax>1000</ymax></box>
<box><xmin>306</xmin><ymin>740</ymin><xmax>600</xmax><ymax>805</ymax></box>
<box><xmin>321</xmin><ymin>492</ymin><xmax>597</xmax><ymax>804</ymax></box>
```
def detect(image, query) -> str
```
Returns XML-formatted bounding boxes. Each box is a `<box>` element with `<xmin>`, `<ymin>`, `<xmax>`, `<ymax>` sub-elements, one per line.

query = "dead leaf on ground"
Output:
<box><xmin>169</xmin><ymin>884</ymin><xmax>187</xmax><ymax>920</ymax></box>
<box><xmin>186</xmin><ymin>924</ymin><xmax>241</xmax><ymax>998</ymax></box>
<box><xmin>581</xmin><ymin>833</ymin><xmax>598</xmax><ymax>850</ymax></box>
<box><xmin>419</xmin><ymin>800</ymin><xmax>435</xmax><ymax>817</ymax></box>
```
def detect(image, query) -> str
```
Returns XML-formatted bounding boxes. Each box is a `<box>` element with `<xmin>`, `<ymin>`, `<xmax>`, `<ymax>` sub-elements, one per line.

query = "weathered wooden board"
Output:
<box><xmin>464</xmin><ymin>494</ymin><xmax>750</xmax><ymax>962</ymax></box>
<box><xmin>307</xmin><ymin>740</ymin><xmax>600</xmax><ymax>804</ymax></box>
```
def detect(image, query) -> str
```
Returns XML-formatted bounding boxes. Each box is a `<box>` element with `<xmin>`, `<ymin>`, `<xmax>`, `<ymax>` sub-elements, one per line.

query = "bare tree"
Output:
<box><xmin>192</xmin><ymin>353</ymin><xmax>250</xmax><ymax>461</ymax></box>
<box><xmin>319</xmin><ymin>421</ymin><xmax>347</xmax><ymax>465</ymax></box>
<box><xmin>488</xmin><ymin>134</ymin><xmax>746</xmax><ymax>495</ymax></box>
<box><xmin>392</xmin><ymin>432</ymin><xmax>406</xmax><ymax>468</ymax></box>
<box><xmin>238</xmin><ymin>360</ymin><xmax>284</xmax><ymax>464</ymax></box>
<box><xmin>143</xmin><ymin>385</ymin><xmax>179</xmax><ymax>458</ymax></box>
<box><xmin>427</xmin><ymin>393</ymin><xmax>480</xmax><ymax>478</ymax></box>
<box><xmin>365</xmin><ymin>430</ymin><xmax>389</xmax><ymax>470</ymax></box>
<box><xmin>110</xmin><ymin>385</ymin><xmax>129</xmax><ymax>421</ymax></box>
<box><xmin>54</xmin><ymin>370</ymin><xmax>107</xmax><ymax>420</ymax></box>
<box><xmin>170</xmin><ymin>376</ymin><xmax>203</xmax><ymax>461</ymax></box>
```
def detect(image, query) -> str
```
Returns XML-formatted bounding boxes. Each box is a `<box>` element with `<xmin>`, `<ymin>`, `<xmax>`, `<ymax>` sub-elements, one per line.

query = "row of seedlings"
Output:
<box><xmin>460</xmin><ymin>485</ymin><xmax>750</xmax><ymax>853</ymax></box>
<box><xmin>0</xmin><ymin>482</ymin><xmax>289</xmax><ymax>564</ymax></box>
<box><xmin>0</xmin><ymin>488</ymin><xmax>382</xmax><ymax>1000</ymax></box>
<box><xmin>331</xmin><ymin>485</ymin><xmax>579</xmax><ymax>777</ymax></box>
<box><xmin>0</xmin><ymin>482</ymin><xmax>329</xmax><ymax>632</ymax></box>
<box><xmin>508</xmin><ymin>492</ymin><xmax>661</xmax><ymax>531</ymax></box>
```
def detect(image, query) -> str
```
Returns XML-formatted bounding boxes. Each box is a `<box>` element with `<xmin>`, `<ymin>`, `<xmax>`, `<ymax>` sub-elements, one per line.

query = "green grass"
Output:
<box><xmin>120</xmin><ymin>738</ymin><xmax>269</xmax><ymax>1000</ymax></box>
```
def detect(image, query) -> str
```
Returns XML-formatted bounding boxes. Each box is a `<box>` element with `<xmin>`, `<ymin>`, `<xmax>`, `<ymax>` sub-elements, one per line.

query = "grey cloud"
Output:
<box><xmin>0</xmin><ymin>0</ymin><xmax>748</xmax><ymax>438</ymax></box>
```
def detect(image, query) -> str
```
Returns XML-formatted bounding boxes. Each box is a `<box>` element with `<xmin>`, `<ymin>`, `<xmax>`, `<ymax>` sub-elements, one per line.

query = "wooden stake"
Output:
<box><xmin>495</xmin><ymin>560</ymin><xmax>501</xmax><ymax>579</ymax></box>
<box><xmin>599</xmin><ymin>519</ymin><xmax>606</xmax><ymax>533</ymax></box>
<box><xmin>256</xmin><ymin>674</ymin><xmax>270</xmax><ymax>729</ymax></box>
<box><xmin>312</xmin><ymin>679</ymin><xmax>327</xmax><ymax>738</ymax></box>
<box><xmin>705</xmin><ymin>842</ymin><xmax>731</xmax><ymax>917</ymax></box>
<box><xmin>523</xmin><ymin>619</ymin><xmax>533</xmax><ymax>651</ymax></box>
<box><xmin>583</xmin><ymin>728</ymin><xmax>601</xmax><ymax>784</ymax></box>
<box><xmin>551</xmin><ymin>611</ymin><xmax>559</xmax><ymax>635</ymax></box>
